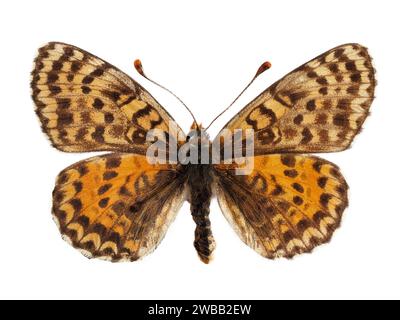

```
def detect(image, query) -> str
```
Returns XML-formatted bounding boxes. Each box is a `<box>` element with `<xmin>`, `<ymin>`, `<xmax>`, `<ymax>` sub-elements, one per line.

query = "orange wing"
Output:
<box><xmin>53</xmin><ymin>153</ymin><xmax>186</xmax><ymax>261</ymax></box>
<box><xmin>213</xmin><ymin>154</ymin><xmax>348</xmax><ymax>259</ymax></box>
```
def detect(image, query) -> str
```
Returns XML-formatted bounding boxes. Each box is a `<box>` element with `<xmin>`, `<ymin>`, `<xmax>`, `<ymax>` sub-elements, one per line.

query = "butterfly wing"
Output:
<box><xmin>31</xmin><ymin>42</ymin><xmax>184</xmax><ymax>153</ymax></box>
<box><xmin>215</xmin><ymin>43</ymin><xmax>375</xmax><ymax>155</ymax></box>
<box><xmin>211</xmin><ymin>44</ymin><xmax>372</xmax><ymax>258</ymax></box>
<box><xmin>52</xmin><ymin>153</ymin><xmax>186</xmax><ymax>261</ymax></box>
<box><xmin>213</xmin><ymin>155</ymin><xmax>348</xmax><ymax>258</ymax></box>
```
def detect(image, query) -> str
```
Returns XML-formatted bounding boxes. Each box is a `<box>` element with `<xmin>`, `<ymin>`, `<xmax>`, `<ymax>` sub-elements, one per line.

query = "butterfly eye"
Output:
<box><xmin>186</xmin><ymin>128</ymin><xmax>198</xmax><ymax>142</ymax></box>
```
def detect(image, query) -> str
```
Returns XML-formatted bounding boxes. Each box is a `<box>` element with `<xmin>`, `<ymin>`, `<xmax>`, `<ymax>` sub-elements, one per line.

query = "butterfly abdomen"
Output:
<box><xmin>187</xmin><ymin>164</ymin><xmax>215</xmax><ymax>264</ymax></box>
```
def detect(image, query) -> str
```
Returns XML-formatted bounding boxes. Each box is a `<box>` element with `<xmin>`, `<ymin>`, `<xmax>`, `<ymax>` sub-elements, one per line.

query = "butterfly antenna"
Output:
<box><xmin>204</xmin><ymin>61</ymin><xmax>272</xmax><ymax>131</ymax></box>
<box><xmin>134</xmin><ymin>59</ymin><xmax>199</xmax><ymax>127</ymax></box>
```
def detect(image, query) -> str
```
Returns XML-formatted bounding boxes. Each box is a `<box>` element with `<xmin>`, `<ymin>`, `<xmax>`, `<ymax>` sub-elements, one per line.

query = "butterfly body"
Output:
<box><xmin>186</xmin><ymin>162</ymin><xmax>215</xmax><ymax>263</ymax></box>
<box><xmin>31</xmin><ymin>42</ymin><xmax>375</xmax><ymax>263</ymax></box>
<box><xmin>180</xmin><ymin>125</ymin><xmax>215</xmax><ymax>263</ymax></box>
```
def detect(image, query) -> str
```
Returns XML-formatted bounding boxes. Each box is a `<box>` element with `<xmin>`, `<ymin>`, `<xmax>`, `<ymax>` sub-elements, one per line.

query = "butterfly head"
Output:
<box><xmin>184</xmin><ymin>122</ymin><xmax>211</xmax><ymax>165</ymax></box>
<box><xmin>187</xmin><ymin>122</ymin><xmax>210</xmax><ymax>143</ymax></box>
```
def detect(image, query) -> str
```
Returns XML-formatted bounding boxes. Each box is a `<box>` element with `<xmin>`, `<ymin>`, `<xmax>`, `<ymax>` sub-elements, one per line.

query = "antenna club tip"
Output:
<box><xmin>255</xmin><ymin>61</ymin><xmax>272</xmax><ymax>77</ymax></box>
<box><xmin>134</xmin><ymin>59</ymin><xmax>145</xmax><ymax>76</ymax></box>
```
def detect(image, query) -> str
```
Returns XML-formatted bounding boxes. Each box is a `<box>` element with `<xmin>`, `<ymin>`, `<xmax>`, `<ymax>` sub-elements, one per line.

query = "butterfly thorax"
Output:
<box><xmin>184</xmin><ymin>125</ymin><xmax>212</xmax><ymax>164</ymax></box>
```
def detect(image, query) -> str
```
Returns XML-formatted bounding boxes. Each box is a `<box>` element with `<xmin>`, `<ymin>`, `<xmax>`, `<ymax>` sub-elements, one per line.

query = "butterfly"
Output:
<box><xmin>31</xmin><ymin>42</ymin><xmax>375</xmax><ymax>263</ymax></box>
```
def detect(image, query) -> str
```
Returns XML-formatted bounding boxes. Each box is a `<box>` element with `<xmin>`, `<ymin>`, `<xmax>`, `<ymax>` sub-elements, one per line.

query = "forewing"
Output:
<box><xmin>52</xmin><ymin>153</ymin><xmax>186</xmax><ymax>261</ymax></box>
<box><xmin>216</xmin><ymin>44</ymin><xmax>375</xmax><ymax>155</ymax></box>
<box><xmin>31</xmin><ymin>42</ymin><xmax>184</xmax><ymax>153</ymax></box>
<box><xmin>213</xmin><ymin>155</ymin><xmax>348</xmax><ymax>259</ymax></box>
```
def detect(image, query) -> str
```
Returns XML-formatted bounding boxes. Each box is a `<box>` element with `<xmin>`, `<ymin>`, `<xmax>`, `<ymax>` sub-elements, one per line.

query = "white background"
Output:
<box><xmin>0</xmin><ymin>0</ymin><xmax>399</xmax><ymax>300</ymax></box>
